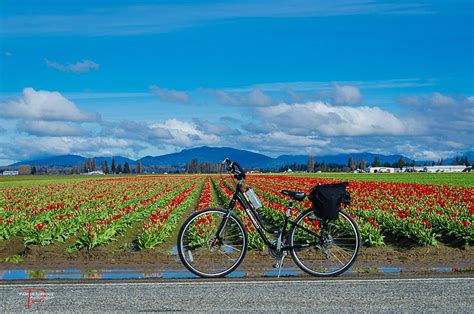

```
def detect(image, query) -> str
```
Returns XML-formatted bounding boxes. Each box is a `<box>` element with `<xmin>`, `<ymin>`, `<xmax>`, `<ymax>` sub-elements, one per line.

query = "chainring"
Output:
<box><xmin>268</xmin><ymin>240</ymin><xmax>284</xmax><ymax>259</ymax></box>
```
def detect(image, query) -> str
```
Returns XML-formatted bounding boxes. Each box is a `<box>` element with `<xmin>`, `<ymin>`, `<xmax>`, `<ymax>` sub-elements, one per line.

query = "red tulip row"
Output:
<box><xmin>245</xmin><ymin>175</ymin><xmax>473</xmax><ymax>246</ymax></box>
<box><xmin>137</xmin><ymin>178</ymin><xmax>204</xmax><ymax>249</ymax></box>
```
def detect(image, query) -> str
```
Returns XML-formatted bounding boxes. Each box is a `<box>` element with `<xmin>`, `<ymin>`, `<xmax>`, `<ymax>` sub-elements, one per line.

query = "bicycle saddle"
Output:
<box><xmin>280</xmin><ymin>190</ymin><xmax>306</xmax><ymax>201</ymax></box>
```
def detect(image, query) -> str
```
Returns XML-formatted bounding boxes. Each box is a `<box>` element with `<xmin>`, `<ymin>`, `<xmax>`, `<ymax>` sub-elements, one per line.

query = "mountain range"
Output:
<box><xmin>9</xmin><ymin>146</ymin><xmax>474</xmax><ymax>168</ymax></box>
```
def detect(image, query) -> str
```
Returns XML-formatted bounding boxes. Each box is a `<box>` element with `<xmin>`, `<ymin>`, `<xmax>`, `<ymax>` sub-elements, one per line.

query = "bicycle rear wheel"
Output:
<box><xmin>290</xmin><ymin>209</ymin><xmax>360</xmax><ymax>276</ymax></box>
<box><xmin>177</xmin><ymin>208</ymin><xmax>247</xmax><ymax>278</ymax></box>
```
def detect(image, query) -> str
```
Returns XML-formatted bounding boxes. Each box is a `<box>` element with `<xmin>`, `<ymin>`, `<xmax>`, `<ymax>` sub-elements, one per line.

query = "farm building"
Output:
<box><xmin>368</xmin><ymin>167</ymin><xmax>395</xmax><ymax>173</ymax></box>
<box><xmin>2</xmin><ymin>170</ymin><xmax>19</xmax><ymax>176</ymax></box>
<box><xmin>422</xmin><ymin>165</ymin><xmax>467</xmax><ymax>173</ymax></box>
<box><xmin>82</xmin><ymin>170</ymin><xmax>104</xmax><ymax>175</ymax></box>
<box><xmin>369</xmin><ymin>166</ymin><xmax>468</xmax><ymax>173</ymax></box>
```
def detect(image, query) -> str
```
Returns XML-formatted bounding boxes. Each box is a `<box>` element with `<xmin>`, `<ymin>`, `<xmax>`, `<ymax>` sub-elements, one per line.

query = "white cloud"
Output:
<box><xmin>399</xmin><ymin>95</ymin><xmax>422</xmax><ymax>107</ymax></box>
<box><xmin>45</xmin><ymin>59</ymin><xmax>100</xmax><ymax>73</ymax></box>
<box><xmin>17</xmin><ymin>120</ymin><xmax>88</xmax><ymax>137</ymax></box>
<box><xmin>150</xmin><ymin>85</ymin><xmax>189</xmax><ymax>103</ymax></box>
<box><xmin>100</xmin><ymin>120</ymin><xmax>172</xmax><ymax>141</ymax></box>
<box><xmin>151</xmin><ymin>119</ymin><xmax>221</xmax><ymax>147</ymax></box>
<box><xmin>209</xmin><ymin>88</ymin><xmax>273</xmax><ymax>106</ymax></box>
<box><xmin>0</xmin><ymin>136</ymin><xmax>144</xmax><ymax>161</ymax></box>
<box><xmin>430</xmin><ymin>92</ymin><xmax>455</xmax><ymax>106</ymax></box>
<box><xmin>332</xmin><ymin>84</ymin><xmax>362</xmax><ymax>105</ymax></box>
<box><xmin>0</xmin><ymin>88</ymin><xmax>99</xmax><ymax>122</ymax></box>
<box><xmin>246</xmin><ymin>89</ymin><xmax>273</xmax><ymax>106</ymax></box>
<box><xmin>1</xmin><ymin>1</ymin><xmax>429</xmax><ymax>36</ymax></box>
<box><xmin>257</xmin><ymin>101</ymin><xmax>422</xmax><ymax>137</ymax></box>
<box><xmin>192</xmin><ymin>118</ymin><xmax>241</xmax><ymax>136</ymax></box>
<box><xmin>239</xmin><ymin>132</ymin><xmax>330</xmax><ymax>154</ymax></box>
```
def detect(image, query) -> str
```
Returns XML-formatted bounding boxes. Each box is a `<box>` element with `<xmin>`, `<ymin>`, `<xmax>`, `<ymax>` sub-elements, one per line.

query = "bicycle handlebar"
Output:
<box><xmin>222</xmin><ymin>158</ymin><xmax>246</xmax><ymax>180</ymax></box>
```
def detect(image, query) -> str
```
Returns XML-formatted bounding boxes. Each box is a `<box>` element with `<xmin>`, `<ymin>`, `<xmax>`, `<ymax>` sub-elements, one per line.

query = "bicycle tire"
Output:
<box><xmin>177</xmin><ymin>208</ymin><xmax>248</xmax><ymax>278</ymax></box>
<box><xmin>289</xmin><ymin>209</ymin><xmax>360</xmax><ymax>277</ymax></box>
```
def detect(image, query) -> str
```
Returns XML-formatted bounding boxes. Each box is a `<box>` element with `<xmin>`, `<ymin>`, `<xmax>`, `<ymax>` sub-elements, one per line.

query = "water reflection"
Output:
<box><xmin>0</xmin><ymin>266</ymin><xmax>464</xmax><ymax>280</ymax></box>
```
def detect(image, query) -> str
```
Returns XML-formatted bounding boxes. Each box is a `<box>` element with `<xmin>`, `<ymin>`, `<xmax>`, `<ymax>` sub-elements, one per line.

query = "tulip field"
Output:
<box><xmin>0</xmin><ymin>173</ymin><xmax>472</xmax><ymax>260</ymax></box>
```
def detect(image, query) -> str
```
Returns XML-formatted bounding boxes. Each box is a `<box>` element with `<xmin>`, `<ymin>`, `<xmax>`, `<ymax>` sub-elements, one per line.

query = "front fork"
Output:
<box><xmin>214</xmin><ymin>190</ymin><xmax>239</xmax><ymax>240</ymax></box>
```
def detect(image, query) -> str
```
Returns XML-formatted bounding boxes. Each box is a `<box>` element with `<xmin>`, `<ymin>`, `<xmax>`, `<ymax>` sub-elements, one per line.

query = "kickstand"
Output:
<box><xmin>277</xmin><ymin>254</ymin><xmax>286</xmax><ymax>278</ymax></box>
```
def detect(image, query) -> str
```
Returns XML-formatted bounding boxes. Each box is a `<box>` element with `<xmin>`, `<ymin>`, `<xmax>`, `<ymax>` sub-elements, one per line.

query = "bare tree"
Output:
<box><xmin>307</xmin><ymin>155</ymin><xmax>315</xmax><ymax>172</ymax></box>
<box><xmin>137</xmin><ymin>159</ymin><xmax>142</xmax><ymax>174</ymax></box>
<box><xmin>101</xmin><ymin>160</ymin><xmax>108</xmax><ymax>174</ymax></box>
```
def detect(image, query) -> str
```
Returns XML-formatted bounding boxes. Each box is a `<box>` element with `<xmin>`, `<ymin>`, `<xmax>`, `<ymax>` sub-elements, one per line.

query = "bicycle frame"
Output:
<box><xmin>215</xmin><ymin>178</ymin><xmax>321</xmax><ymax>252</ymax></box>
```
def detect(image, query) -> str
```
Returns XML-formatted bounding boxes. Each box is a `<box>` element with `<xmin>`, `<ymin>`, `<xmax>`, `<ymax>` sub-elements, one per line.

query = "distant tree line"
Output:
<box><xmin>186</xmin><ymin>159</ymin><xmax>221</xmax><ymax>174</ymax></box>
<box><xmin>7</xmin><ymin>154</ymin><xmax>471</xmax><ymax>176</ymax></box>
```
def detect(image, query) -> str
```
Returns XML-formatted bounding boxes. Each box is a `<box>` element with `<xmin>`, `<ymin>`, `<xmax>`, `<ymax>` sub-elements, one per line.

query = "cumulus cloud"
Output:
<box><xmin>0</xmin><ymin>136</ymin><xmax>145</xmax><ymax>161</ymax></box>
<box><xmin>151</xmin><ymin>119</ymin><xmax>222</xmax><ymax>147</ymax></box>
<box><xmin>238</xmin><ymin>132</ymin><xmax>330</xmax><ymax>154</ymax></box>
<box><xmin>256</xmin><ymin>101</ymin><xmax>422</xmax><ymax>137</ymax></box>
<box><xmin>100</xmin><ymin>120</ymin><xmax>172</xmax><ymax>142</ymax></box>
<box><xmin>150</xmin><ymin>85</ymin><xmax>189</xmax><ymax>103</ymax></box>
<box><xmin>45</xmin><ymin>59</ymin><xmax>100</xmax><ymax>73</ymax></box>
<box><xmin>332</xmin><ymin>84</ymin><xmax>362</xmax><ymax>105</ymax></box>
<box><xmin>17</xmin><ymin>120</ymin><xmax>89</xmax><ymax>137</ymax></box>
<box><xmin>399</xmin><ymin>95</ymin><xmax>422</xmax><ymax>107</ymax></box>
<box><xmin>192</xmin><ymin>118</ymin><xmax>241</xmax><ymax>136</ymax></box>
<box><xmin>209</xmin><ymin>88</ymin><xmax>273</xmax><ymax>106</ymax></box>
<box><xmin>398</xmin><ymin>93</ymin><xmax>473</xmax><ymax>138</ymax></box>
<box><xmin>430</xmin><ymin>92</ymin><xmax>455</xmax><ymax>106</ymax></box>
<box><xmin>0</xmin><ymin>88</ymin><xmax>99</xmax><ymax>122</ymax></box>
<box><xmin>393</xmin><ymin>143</ymin><xmax>457</xmax><ymax>161</ymax></box>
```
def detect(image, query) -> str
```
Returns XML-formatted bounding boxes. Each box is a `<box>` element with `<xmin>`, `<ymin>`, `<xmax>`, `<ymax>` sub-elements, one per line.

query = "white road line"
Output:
<box><xmin>0</xmin><ymin>277</ymin><xmax>472</xmax><ymax>288</ymax></box>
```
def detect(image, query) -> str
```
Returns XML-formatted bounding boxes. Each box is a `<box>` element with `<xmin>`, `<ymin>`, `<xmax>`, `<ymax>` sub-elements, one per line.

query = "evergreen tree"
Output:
<box><xmin>454</xmin><ymin>156</ymin><xmax>460</xmax><ymax>165</ymax></box>
<box><xmin>111</xmin><ymin>158</ymin><xmax>117</xmax><ymax>173</ymax></box>
<box><xmin>124</xmin><ymin>162</ymin><xmax>130</xmax><ymax>174</ymax></box>
<box><xmin>373</xmin><ymin>156</ymin><xmax>381</xmax><ymax>167</ymax></box>
<box><xmin>117</xmin><ymin>163</ymin><xmax>123</xmax><ymax>173</ymax></box>
<box><xmin>358</xmin><ymin>159</ymin><xmax>366</xmax><ymax>170</ymax></box>
<box><xmin>348</xmin><ymin>156</ymin><xmax>356</xmax><ymax>170</ymax></box>
<box><xmin>397</xmin><ymin>157</ymin><xmax>406</xmax><ymax>169</ymax></box>
<box><xmin>31</xmin><ymin>166</ymin><xmax>37</xmax><ymax>175</ymax></box>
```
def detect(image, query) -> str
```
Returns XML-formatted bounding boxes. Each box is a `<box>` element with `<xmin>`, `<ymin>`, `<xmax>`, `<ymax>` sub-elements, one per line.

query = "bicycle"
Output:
<box><xmin>177</xmin><ymin>158</ymin><xmax>361</xmax><ymax>278</ymax></box>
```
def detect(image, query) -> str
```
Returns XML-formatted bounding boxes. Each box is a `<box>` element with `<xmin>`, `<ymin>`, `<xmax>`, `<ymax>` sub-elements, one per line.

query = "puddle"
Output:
<box><xmin>170</xmin><ymin>246</ymin><xmax>178</xmax><ymax>256</ymax></box>
<box><xmin>378</xmin><ymin>267</ymin><xmax>402</xmax><ymax>274</ymax></box>
<box><xmin>264</xmin><ymin>268</ymin><xmax>302</xmax><ymax>277</ymax></box>
<box><xmin>0</xmin><ymin>266</ymin><xmax>466</xmax><ymax>280</ymax></box>
<box><xmin>431</xmin><ymin>267</ymin><xmax>463</xmax><ymax>273</ymax></box>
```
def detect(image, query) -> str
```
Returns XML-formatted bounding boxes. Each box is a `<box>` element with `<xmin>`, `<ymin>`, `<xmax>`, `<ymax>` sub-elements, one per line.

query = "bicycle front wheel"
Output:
<box><xmin>290</xmin><ymin>209</ymin><xmax>360</xmax><ymax>276</ymax></box>
<box><xmin>177</xmin><ymin>208</ymin><xmax>248</xmax><ymax>278</ymax></box>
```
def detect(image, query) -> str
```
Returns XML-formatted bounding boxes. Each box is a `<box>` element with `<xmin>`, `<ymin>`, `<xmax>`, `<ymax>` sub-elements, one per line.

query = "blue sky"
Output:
<box><xmin>0</xmin><ymin>0</ymin><xmax>473</xmax><ymax>164</ymax></box>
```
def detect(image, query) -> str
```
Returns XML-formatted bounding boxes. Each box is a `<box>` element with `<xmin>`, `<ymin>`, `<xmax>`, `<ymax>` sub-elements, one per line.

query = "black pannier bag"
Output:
<box><xmin>308</xmin><ymin>182</ymin><xmax>351</xmax><ymax>220</ymax></box>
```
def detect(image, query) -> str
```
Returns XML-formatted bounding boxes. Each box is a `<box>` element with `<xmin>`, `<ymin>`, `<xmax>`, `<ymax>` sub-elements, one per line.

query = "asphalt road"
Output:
<box><xmin>1</xmin><ymin>277</ymin><xmax>473</xmax><ymax>312</ymax></box>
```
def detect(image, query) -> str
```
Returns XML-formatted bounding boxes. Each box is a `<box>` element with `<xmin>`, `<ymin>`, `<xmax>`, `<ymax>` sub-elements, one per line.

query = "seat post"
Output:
<box><xmin>286</xmin><ymin>200</ymin><xmax>293</xmax><ymax>218</ymax></box>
